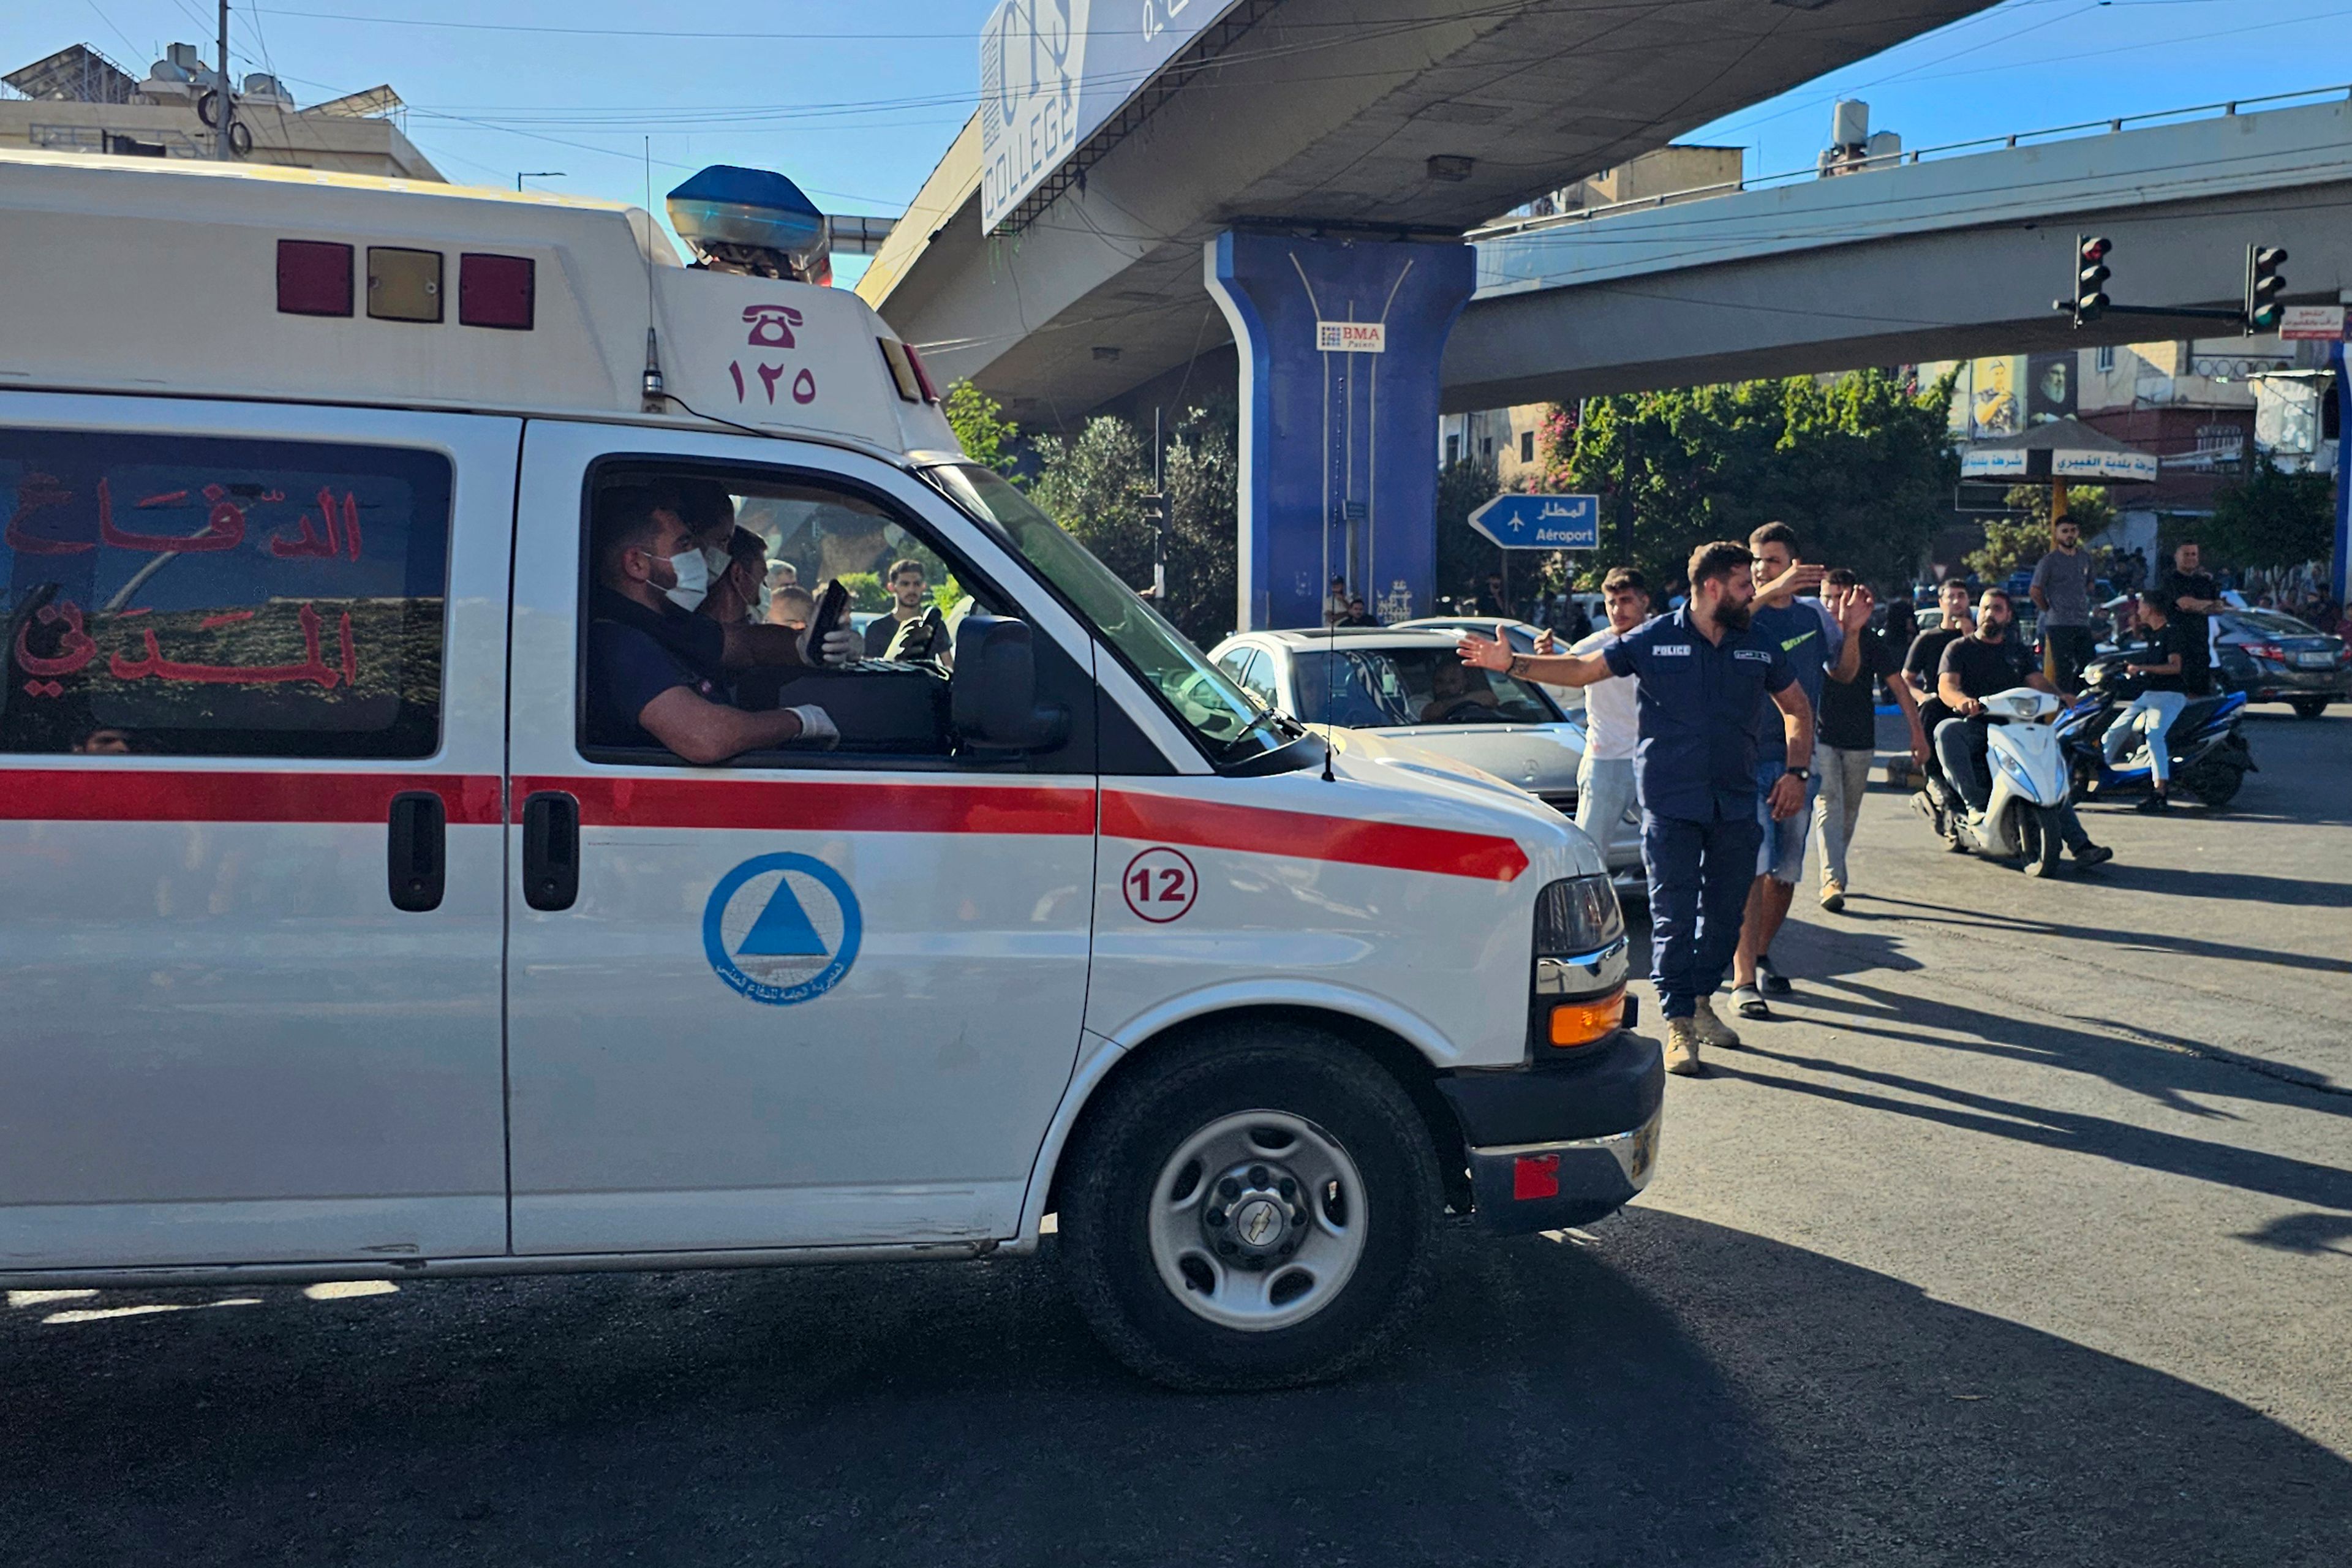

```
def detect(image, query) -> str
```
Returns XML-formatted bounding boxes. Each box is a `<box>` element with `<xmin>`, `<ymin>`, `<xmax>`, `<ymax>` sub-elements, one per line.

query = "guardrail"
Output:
<box><xmin>1468</xmin><ymin>81</ymin><xmax>2352</xmax><ymax>243</ymax></box>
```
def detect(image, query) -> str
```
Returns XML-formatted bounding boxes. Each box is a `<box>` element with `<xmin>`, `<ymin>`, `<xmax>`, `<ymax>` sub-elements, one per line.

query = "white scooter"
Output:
<box><xmin>1915</xmin><ymin>687</ymin><xmax>2076</xmax><ymax>876</ymax></box>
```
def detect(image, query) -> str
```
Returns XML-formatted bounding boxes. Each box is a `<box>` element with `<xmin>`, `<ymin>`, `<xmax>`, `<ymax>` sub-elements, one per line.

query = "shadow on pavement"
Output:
<box><xmin>2</xmin><ymin>1212</ymin><xmax>2348</xmax><ymax>1566</ymax></box>
<box><xmin>1853</xmin><ymin>894</ymin><xmax>2352</xmax><ymax>978</ymax></box>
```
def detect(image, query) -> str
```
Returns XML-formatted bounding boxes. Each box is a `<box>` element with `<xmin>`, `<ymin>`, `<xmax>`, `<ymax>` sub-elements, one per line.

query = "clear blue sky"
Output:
<box><xmin>10</xmin><ymin>0</ymin><xmax>2350</xmax><ymax>285</ymax></box>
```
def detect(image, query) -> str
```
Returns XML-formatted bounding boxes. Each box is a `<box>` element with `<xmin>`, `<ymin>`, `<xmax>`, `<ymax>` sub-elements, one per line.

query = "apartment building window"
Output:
<box><xmin>1480</xmin><ymin>436</ymin><xmax>1494</xmax><ymax>460</ymax></box>
<box><xmin>1520</xmin><ymin>431</ymin><xmax>1535</xmax><ymax>464</ymax></box>
<box><xmin>1446</xmin><ymin>433</ymin><xmax>1461</xmax><ymax>466</ymax></box>
<box><xmin>2095</xmin><ymin>345</ymin><xmax>2116</xmax><ymax>373</ymax></box>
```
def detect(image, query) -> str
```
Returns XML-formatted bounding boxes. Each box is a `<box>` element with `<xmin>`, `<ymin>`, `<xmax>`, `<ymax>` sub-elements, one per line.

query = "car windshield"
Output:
<box><xmin>922</xmin><ymin>463</ymin><xmax>1295</xmax><ymax>763</ymax></box>
<box><xmin>1289</xmin><ymin>647</ymin><xmax>1560</xmax><ymax>728</ymax></box>
<box><xmin>2225</xmin><ymin>609</ymin><xmax>2321</xmax><ymax>637</ymax></box>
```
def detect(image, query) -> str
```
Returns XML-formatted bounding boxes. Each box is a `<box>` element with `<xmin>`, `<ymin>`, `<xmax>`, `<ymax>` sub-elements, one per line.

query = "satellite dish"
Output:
<box><xmin>666</xmin><ymin>165</ymin><xmax>832</xmax><ymax>287</ymax></box>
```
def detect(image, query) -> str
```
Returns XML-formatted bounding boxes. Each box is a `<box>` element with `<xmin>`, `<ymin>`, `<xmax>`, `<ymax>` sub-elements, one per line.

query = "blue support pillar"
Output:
<box><xmin>2334</xmin><ymin>342</ymin><xmax>2350</xmax><ymax>605</ymax></box>
<box><xmin>1205</xmin><ymin>230</ymin><xmax>1477</xmax><ymax>630</ymax></box>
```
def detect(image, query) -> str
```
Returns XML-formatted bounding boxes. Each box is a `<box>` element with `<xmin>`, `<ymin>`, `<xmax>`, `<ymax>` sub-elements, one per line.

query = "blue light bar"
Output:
<box><xmin>666</xmin><ymin>165</ymin><xmax>832</xmax><ymax>286</ymax></box>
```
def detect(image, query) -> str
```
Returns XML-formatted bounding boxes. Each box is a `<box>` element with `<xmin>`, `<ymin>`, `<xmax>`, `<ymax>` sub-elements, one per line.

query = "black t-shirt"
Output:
<box><xmin>2139</xmin><ymin>619</ymin><xmax>2204</xmax><ymax>693</ymax></box>
<box><xmin>586</xmin><ymin>587</ymin><xmax>729</xmax><ymax>750</ymax></box>
<box><xmin>865</xmin><ymin>609</ymin><xmax>951</xmax><ymax>660</ymax></box>
<box><xmin>2158</xmin><ymin>568</ymin><xmax>2218</xmax><ymax>693</ymax></box>
<box><xmin>1904</xmin><ymin>625</ymin><xmax>1967</xmax><ymax>731</ymax></box>
<box><xmin>1939</xmin><ymin>631</ymin><xmax>2035</xmax><ymax>701</ymax></box>
<box><xmin>1819</xmin><ymin>628</ymin><xmax>1896</xmax><ymax>752</ymax></box>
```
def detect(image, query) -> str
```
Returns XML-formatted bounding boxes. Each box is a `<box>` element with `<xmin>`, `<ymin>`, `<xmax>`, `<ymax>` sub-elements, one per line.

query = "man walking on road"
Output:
<box><xmin>1814</xmin><ymin>569</ymin><xmax>1930</xmax><ymax>913</ymax></box>
<box><xmin>1567</xmin><ymin>567</ymin><xmax>1651</xmax><ymax>851</ymax></box>
<box><xmin>2032</xmin><ymin>512</ymin><xmax>2100</xmax><ymax>693</ymax></box>
<box><xmin>1458</xmin><ymin>541</ymin><xmax>1815</xmax><ymax>1077</ymax></box>
<box><xmin>1731</xmin><ymin>523</ymin><xmax>1868</xmax><ymax>1020</ymax></box>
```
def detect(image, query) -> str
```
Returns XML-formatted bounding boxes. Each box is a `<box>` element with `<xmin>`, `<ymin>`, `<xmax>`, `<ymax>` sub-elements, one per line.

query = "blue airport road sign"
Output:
<box><xmin>1467</xmin><ymin>493</ymin><xmax>1600</xmax><ymax>550</ymax></box>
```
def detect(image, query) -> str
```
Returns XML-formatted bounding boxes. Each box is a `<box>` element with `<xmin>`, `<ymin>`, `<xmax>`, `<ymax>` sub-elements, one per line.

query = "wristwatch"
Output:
<box><xmin>1784</xmin><ymin>766</ymin><xmax>1811</xmax><ymax>781</ymax></box>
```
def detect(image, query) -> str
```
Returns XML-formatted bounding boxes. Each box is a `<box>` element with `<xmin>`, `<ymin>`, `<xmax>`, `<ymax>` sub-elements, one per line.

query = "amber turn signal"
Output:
<box><xmin>1548</xmin><ymin>987</ymin><xmax>1626</xmax><ymax>1049</ymax></box>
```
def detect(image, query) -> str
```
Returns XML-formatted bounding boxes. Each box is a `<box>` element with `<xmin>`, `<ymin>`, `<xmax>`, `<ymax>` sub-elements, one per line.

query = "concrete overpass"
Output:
<box><xmin>1444</xmin><ymin>92</ymin><xmax>2352</xmax><ymax>409</ymax></box>
<box><xmin>864</xmin><ymin>0</ymin><xmax>1998</xmax><ymax>422</ymax></box>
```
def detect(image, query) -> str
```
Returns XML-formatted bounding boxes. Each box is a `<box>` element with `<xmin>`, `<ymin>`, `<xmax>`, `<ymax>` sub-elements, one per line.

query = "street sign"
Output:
<box><xmin>2280</xmin><ymin>304</ymin><xmax>2347</xmax><ymax>341</ymax></box>
<box><xmin>1467</xmin><ymin>493</ymin><xmax>1599</xmax><ymax>550</ymax></box>
<box><xmin>1316</xmin><ymin>320</ymin><xmax>1385</xmax><ymax>353</ymax></box>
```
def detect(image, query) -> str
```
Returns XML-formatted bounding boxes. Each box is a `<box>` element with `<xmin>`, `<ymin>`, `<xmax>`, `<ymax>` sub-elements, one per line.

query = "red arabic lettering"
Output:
<box><xmin>110</xmin><ymin>601</ymin><xmax>347</xmax><ymax>690</ymax></box>
<box><xmin>199</xmin><ymin>611</ymin><xmax>256</xmax><ymax>630</ymax></box>
<box><xmin>340</xmin><ymin>491</ymin><xmax>361</xmax><ymax>562</ymax></box>
<box><xmin>270</xmin><ymin>488</ymin><xmax>340</xmax><ymax>558</ymax></box>
<box><xmin>791</xmin><ymin>368</ymin><xmax>817</xmax><ymax>405</ymax></box>
<box><xmin>6</xmin><ymin>472</ymin><xmax>94</xmax><ymax>556</ymax></box>
<box><xmin>12</xmin><ymin>600</ymin><xmax>98</xmax><ymax>679</ymax></box>
<box><xmin>99</xmin><ymin>480</ymin><xmax>246</xmax><ymax>554</ymax></box>
<box><xmin>756</xmin><ymin>363</ymin><xmax>786</xmax><ymax>404</ymax></box>
<box><xmin>743</xmin><ymin>304</ymin><xmax>802</xmax><ymax>349</ymax></box>
<box><xmin>729</xmin><ymin>361</ymin><xmax>747</xmax><ymax>402</ymax></box>
<box><xmin>137</xmin><ymin>489</ymin><xmax>189</xmax><ymax>508</ymax></box>
<box><xmin>339</xmin><ymin>607</ymin><xmax>358</xmax><ymax>685</ymax></box>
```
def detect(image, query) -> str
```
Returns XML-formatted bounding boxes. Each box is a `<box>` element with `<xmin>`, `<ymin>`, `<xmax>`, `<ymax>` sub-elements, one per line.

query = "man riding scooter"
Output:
<box><xmin>1936</xmin><ymin>588</ymin><xmax>2113</xmax><ymax>869</ymax></box>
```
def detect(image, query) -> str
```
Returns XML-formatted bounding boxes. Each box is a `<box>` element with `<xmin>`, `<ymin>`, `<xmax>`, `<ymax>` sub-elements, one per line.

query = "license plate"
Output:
<box><xmin>2295</xmin><ymin>651</ymin><xmax>2334</xmax><ymax>668</ymax></box>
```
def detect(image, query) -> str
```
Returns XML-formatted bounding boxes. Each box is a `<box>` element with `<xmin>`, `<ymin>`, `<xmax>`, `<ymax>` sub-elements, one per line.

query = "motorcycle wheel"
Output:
<box><xmin>2018</xmin><ymin>804</ymin><xmax>2066</xmax><ymax>878</ymax></box>
<box><xmin>2181</xmin><ymin>760</ymin><xmax>2245</xmax><ymax>811</ymax></box>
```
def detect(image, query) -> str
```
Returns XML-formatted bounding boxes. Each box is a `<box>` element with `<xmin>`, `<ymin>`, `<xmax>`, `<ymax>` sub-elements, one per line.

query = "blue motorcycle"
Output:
<box><xmin>2054</xmin><ymin>651</ymin><xmax>2255</xmax><ymax>810</ymax></box>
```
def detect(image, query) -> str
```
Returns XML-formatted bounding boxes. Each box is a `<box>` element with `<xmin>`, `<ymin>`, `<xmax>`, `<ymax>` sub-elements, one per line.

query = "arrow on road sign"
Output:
<box><xmin>1467</xmin><ymin>494</ymin><xmax>1599</xmax><ymax>551</ymax></box>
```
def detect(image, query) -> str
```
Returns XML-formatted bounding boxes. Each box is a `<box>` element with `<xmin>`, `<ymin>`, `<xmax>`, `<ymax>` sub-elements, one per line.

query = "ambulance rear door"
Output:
<box><xmin>0</xmin><ymin>395</ymin><xmax>515</xmax><ymax>1269</ymax></box>
<box><xmin>501</xmin><ymin>422</ymin><xmax>1100</xmax><ymax>1255</ymax></box>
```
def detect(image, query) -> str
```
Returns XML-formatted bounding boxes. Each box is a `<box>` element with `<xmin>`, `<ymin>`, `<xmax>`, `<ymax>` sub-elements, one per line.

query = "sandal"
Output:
<box><xmin>1732</xmin><ymin>983</ymin><xmax>1771</xmax><ymax>1020</ymax></box>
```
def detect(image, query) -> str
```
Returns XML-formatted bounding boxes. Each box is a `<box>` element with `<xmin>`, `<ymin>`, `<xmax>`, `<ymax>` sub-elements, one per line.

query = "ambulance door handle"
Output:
<box><xmin>386</xmin><ymin>791</ymin><xmax>447</xmax><ymax>913</ymax></box>
<box><xmin>521</xmin><ymin>790</ymin><xmax>579</xmax><ymax>912</ymax></box>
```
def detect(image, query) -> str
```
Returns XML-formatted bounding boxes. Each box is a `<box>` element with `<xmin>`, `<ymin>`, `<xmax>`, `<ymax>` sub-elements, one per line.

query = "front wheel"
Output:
<box><xmin>2290</xmin><ymin>698</ymin><xmax>2329</xmax><ymax>720</ymax></box>
<box><xmin>2017</xmin><ymin>804</ymin><xmax>2066</xmax><ymax>878</ymax></box>
<box><xmin>1057</xmin><ymin>1025</ymin><xmax>1441</xmax><ymax>1392</ymax></box>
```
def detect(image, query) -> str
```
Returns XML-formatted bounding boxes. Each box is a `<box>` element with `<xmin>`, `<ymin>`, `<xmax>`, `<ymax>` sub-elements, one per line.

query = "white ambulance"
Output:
<box><xmin>0</xmin><ymin>149</ymin><xmax>1660</xmax><ymax>1389</ymax></box>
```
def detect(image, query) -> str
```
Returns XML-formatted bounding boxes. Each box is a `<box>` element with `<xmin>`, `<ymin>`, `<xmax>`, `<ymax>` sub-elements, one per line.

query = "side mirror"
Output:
<box><xmin>951</xmin><ymin>612</ymin><xmax>1069</xmax><ymax>753</ymax></box>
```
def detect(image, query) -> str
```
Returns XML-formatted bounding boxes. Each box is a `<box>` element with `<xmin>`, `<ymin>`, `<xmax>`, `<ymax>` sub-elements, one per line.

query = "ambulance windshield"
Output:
<box><xmin>924</xmin><ymin>463</ymin><xmax>1297</xmax><ymax>765</ymax></box>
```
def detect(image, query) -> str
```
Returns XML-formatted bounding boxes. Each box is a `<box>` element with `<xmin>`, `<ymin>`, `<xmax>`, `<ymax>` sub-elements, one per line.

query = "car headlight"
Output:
<box><xmin>1535</xmin><ymin>873</ymin><xmax>1624</xmax><ymax>957</ymax></box>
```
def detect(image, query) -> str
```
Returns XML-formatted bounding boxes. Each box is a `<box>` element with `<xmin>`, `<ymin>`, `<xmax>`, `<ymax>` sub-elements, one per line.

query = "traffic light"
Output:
<box><xmin>2057</xmin><ymin>234</ymin><xmax>2111</xmax><ymax>326</ymax></box>
<box><xmin>2245</xmin><ymin>244</ymin><xmax>2289</xmax><ymax>334</ymax></box>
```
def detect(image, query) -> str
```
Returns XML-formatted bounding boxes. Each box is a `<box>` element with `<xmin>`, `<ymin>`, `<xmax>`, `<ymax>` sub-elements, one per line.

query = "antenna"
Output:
<box><xmin>639</xmin><ymin>137</ymin><xmax>664</xmax><ymax>412</ymax></box>
<box><xmin>1321</xmin><ymin>523</ymin><xmax>1338</xmax><ymax>785</ymax></box>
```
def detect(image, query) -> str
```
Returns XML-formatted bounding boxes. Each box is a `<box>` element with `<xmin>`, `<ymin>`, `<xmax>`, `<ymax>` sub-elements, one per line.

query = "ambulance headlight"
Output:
<box><xmin>1534</xmin><ymin>873</ymin><xmax>1624</xmax><ymax>958</ymax></box>
<box><xmin>667</xmin><ymin>165</ymin><xmax>832</xmax><ymax>286</ymax></box>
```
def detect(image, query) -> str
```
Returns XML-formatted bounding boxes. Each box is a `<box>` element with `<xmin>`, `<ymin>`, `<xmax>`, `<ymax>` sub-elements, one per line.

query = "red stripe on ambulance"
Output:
<box><xmin>515</xmin><ymin>774</ymin><xmax>1098</xmax><ymax>837</ymax></box>
<box><xmin>1100</xmin><ymin>790</ymin><xmax>1529</xmax><ymax>883</ymax></box>
<box><xmin>0</xmin><ymin>769</ymin><xmax>505</xmax><ymax>824</ymax></box>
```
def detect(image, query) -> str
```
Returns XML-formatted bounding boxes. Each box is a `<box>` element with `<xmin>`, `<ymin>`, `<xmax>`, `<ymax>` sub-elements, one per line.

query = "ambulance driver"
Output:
<box><xmin>585</xmin><ymin>488</ymin><xmax>856</xmax><ymax>763</ymax></box>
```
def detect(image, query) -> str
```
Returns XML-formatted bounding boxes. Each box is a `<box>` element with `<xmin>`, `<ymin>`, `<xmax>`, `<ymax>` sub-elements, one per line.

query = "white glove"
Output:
<box><xmin>786</xmin><ymin>705</ymin><xmax>839</xmax><ymax>747</ymax></box>
<box><xmin>799</xmin><ymin>624</ymin><xmax>861</xmax><ymax>667</ymax></box>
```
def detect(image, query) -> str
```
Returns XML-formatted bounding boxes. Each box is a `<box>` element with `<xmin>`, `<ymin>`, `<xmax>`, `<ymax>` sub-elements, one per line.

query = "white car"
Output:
<box><xmin>1209</xmin><ymin>628</ymin><xmax>1643</xmax><ymax>875</ymax></box>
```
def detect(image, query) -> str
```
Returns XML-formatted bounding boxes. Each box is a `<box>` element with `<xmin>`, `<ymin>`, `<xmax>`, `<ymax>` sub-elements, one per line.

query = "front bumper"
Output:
<box><xmin>1436</xmin><ymin>1026</ymin><xmax>1666</xmax><ymax>1234</ymax></box>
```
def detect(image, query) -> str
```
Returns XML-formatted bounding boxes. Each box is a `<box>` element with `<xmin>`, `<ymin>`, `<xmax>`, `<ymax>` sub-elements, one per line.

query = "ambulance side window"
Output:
<box><xmin>0</xmin><ymin>428</ymin><xmax>451</xmax><ymax>758</ymax></box>
<box><xmin>578</xmin><ymin>464</ymin><xmax>1017</xmax><ymax>767</ymax></box>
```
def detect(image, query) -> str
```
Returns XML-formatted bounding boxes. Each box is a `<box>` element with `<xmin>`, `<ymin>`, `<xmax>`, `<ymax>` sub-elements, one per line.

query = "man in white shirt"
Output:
<box><xmin>1568</xmin><ymin>567</ymin><xmax>1651</xmax><ymax>849</ymax></box>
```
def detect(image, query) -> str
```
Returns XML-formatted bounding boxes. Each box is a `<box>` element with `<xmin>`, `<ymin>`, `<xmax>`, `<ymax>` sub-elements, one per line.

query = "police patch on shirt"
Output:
<box><xmin>1653</xmin><ymin>643</ymin><xmax>1694</xmax><ymax>657</ymax></box>
<box><xmin>1733</xmin><ymin>648</ymin><xmax>1773</xmax><ymax>663</ymax></box>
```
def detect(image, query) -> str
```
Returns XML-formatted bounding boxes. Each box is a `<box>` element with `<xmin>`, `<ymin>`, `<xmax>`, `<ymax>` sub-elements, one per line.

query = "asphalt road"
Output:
<box><xmin>4</xmin><ymin>709</ymin><xmax>2348</xmax><ymax>1567</ymax></box>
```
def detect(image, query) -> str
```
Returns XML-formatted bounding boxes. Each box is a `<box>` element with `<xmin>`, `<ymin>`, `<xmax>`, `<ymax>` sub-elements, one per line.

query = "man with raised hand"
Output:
<box><xmin>1458</xmin><ymin>541</ymin><xmax>1814</xmax><ymax>1078</ymax></box>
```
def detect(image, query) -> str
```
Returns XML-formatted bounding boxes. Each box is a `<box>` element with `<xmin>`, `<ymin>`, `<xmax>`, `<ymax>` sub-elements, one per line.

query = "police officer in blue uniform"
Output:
<box><xmin>1459</xmin><ymin>541</ymin><xmax>1816</xmax><ymax>1076</ymax></box>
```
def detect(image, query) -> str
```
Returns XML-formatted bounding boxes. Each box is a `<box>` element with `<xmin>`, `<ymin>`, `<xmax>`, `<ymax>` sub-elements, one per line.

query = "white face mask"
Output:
<box><xmin>660</xmin><ymin>548</ymin><xmax>709</xmax><ymax>612</ymax></box>
<box><xmin>701</xmin><ymin>545</ymin><xmax>733</xmax><ymax>580</ymax></box>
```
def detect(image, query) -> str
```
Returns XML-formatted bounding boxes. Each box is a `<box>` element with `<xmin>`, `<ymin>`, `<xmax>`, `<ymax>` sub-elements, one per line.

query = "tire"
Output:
<box><xmin>2290</xmin><ymin>698</ymin><xmax>2329</xmax><ymax>720</ymax></box>
<box><xmin>1057</xmin><ymin>1024</ymin><xmax>1441</xmax><ymax>1392</ymax></box>
<box><xmin>2017</xmin><ymin>804</ymin><xmax>2065</xmax><ymax>878</ymax></box>
<box><xmin>2181</xmin><ymin>760</ymin><xmax>2245</xmax><ymax>812</ymax></box>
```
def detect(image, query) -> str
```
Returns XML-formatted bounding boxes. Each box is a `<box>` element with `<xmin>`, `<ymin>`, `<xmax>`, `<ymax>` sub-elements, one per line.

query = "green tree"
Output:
<box><xmin>1436</xmin><ymin>454</ymin><xmax>1503</xmax><ymax>607</ymax></box>
<box><xmin>1029</xmin><ymin>405</ymin><xmax>1240</xmax><ymax>646</ymax></box>
<box><xmin>941</xmin><ymin>380</ymin><xmax>1020</xmax><ymax>478</ymax></box>
<box><xmin>1545</xmin><ymin>370</ymin><xmax>1958</xmax><ymax>592</ymax></box>
<box><xmin>1964</xmin><ymin>484</ymin><xmax>2114</xmax><ymax>579</ymax></box>
<box><xmin>2204</xmin><ymin>458</ymin><xmax>2336</xmax><ymax>570</ymax></box>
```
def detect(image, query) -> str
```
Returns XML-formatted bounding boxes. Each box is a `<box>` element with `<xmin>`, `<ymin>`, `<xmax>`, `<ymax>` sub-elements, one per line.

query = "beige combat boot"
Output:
<box><xmin>1690</xmin><ymin>993</ymin><xmax>1742</xmax><ymax>1050</ymax></box>
<box><xmin>1664</xmin><ymin>1018</ymin><xmax>1705</xmax><ymax>1076</ymax></box>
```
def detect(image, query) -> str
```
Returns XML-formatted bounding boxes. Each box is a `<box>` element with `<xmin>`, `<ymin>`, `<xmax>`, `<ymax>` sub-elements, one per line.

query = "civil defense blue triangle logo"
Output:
<box><xmin>702</xmin><ymin>852</ymin><xmax>862</xmax><ymax>1006</ymax></box>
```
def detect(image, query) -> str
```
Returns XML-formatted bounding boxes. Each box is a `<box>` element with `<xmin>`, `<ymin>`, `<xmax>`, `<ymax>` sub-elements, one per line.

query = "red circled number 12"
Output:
<box><xmin>1121</xmin><ymin>846</ymin><xmax>1198</xmax><ymax>923</ymax></box>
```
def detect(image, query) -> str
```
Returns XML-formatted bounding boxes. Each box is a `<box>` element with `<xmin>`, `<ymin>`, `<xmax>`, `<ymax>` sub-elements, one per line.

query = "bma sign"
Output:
<box><xmin>979</xmin><ymin>0</ymin><xmax>1248</xmax><ymax>231</ymax></box>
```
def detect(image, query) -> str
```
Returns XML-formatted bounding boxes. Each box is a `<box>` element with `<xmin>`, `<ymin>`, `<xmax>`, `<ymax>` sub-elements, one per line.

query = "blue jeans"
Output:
<box><xmin>2113</xmin><ymin>690</ymin><xmax>2187</xmax><ymax>785</ymax></box>
<box><xmin>1642</xmin><ymin>809</ymin><xmax>1764</xmax><ymax>1019</ymax></box>
<box><xmin>1754</xmin><ymin>758</ymin><xmax>1822</xmax><ymax>883</ymax></box>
